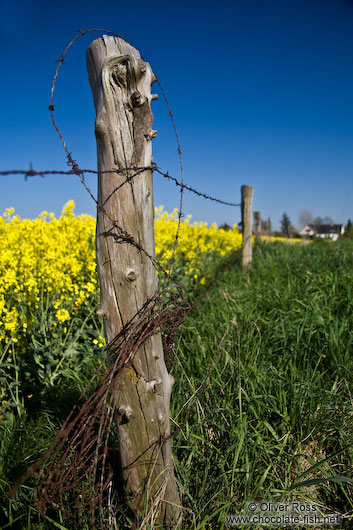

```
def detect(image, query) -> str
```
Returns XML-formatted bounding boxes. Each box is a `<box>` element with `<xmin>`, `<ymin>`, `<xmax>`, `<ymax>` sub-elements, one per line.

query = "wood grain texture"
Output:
<box><xmin>87</xmin><ymin>35</ymin><xmax>181</xmax><ymax>526</ymax></box>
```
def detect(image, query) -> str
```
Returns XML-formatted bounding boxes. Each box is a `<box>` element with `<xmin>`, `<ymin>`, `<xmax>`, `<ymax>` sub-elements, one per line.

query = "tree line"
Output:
<box><xmin>220</xmin><ymin>210</ymin><xmax>353</xmax><ymax>239</ymax></box>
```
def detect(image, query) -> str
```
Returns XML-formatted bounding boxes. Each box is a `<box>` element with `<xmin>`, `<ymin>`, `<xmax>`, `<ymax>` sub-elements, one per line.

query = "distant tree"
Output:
<box><xmin>261</xmin><ymin>216</ymin><xmax>272</xmax><ymax>235</ymax></box>
<box><xmin>267</xmin><ymin>216</ymin><xmax>272</xmax><ymax>235</ymax></box>
<box><xmin>343</xmin><ymin>219</ymin><xmax>353</xmax><ymax>239</ymax></box>
<box><xmin>281</xmin><ymin>212</ymin><xmax>291</xmax><ymax>237</ymax></box>
<box><xmin>313</xmin><ymin>216</ymin><xmax>323</xmax><ymax>226</ymax></box>
<box><xmin>298</xmin><ymin>210</ymin><xmax>314</xmax><ymax>228</ymax></box>
<box><xmin>323</xmin><ymin>216</ymin><xmax>334</xmax><ymax>225</ymax></box>
<box><xmin>219</xmin><ymin>222</ymin><xmax>231</xmax><ymax>231</ymax></box>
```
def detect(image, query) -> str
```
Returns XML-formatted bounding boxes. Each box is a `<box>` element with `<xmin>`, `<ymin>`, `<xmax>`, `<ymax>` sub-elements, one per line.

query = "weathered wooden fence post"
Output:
<box><xmin>241</xmin><ymin>185</ymin><xmax>253</xmax><ymax>268</ymax></box>
<box><xmin>253</xmin><ymin>211</ymin><xmax>262</xmax><ymax>239</ymax></box>
<box><xmin>87</xmin><ymin>36</ymin><xmax>181</xmax><ymax>526</ymax></box>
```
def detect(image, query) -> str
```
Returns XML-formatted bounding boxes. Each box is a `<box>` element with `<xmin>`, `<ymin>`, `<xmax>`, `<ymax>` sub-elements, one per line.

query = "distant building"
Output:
<box><xmin>299</xmin><ymin>224</ymin><xmax>345</xmax><ymax>241</ymax></box>
<box><xmin>299</xmin><ymin>225</ymin><xmax>316</xmax><ymax>238</ymax></box>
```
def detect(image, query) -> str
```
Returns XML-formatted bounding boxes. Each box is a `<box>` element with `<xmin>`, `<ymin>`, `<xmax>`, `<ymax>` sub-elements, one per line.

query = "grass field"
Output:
<box><xmin>1</xmin><ymin>229</ymin><xmax>353</xmax><ymax>528</ymax></box>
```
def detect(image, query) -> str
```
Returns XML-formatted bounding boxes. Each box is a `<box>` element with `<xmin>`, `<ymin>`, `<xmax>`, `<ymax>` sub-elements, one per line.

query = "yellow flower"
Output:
<box><xmin>93</xmin><ymin>336</ymin><xmax>105</xmax><ymax>348</ymax></box>
<box><xmin>56</xmin><ymin>308</ymin><xmax>70</xmax><ymax>323</ymax></box>
<box><xmin>85</xmin><ymin>281</ymin><xmax>95</xmax><ymax>293</ymax></box>
<box><xmin>62</xmin><ymin>200</ymin><xmax>75</xmax><ymax>217</ymax></box>
<box><xmin>3</xmin><ymin>308</ymin><xmax>19</xmax><ymax>331</ymax></box>
<box><xmin>5</xmin><ymin>207</ymin><xmax>15</xmax><ymax>217</ymax></box>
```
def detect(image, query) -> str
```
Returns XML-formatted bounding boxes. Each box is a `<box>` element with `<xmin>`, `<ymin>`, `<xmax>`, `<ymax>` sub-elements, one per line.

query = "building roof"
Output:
<box><xmin>299</xmin><ymin>224</ymin><xmax>344</xmax><ymax>237</ymax></box>
<box><xmin>313</xmin><ymin>224</ymin><xmax>343</xmax><ymax>235</ymax></box>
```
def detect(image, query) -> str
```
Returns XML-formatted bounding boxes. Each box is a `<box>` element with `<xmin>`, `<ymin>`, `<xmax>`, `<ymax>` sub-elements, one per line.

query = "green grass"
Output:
<box><xmin>171</xmin><ymin>239</ymin><xmax>353</xmax><ymax>528</ymax></box>
<box><xmin>1</xmin><ymin>239</ymin><xmax>353</xmax><ymax>528</ymax></box>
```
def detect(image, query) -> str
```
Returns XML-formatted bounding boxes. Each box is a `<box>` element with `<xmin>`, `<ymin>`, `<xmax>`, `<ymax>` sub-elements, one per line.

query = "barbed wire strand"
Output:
<box><xmin>0</xmin><ymin>167</ymin><xmax>241</xmax><ymax>207</ymax></box>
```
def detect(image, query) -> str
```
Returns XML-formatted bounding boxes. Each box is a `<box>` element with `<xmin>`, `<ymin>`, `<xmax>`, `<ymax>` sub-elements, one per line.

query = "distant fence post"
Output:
<box><xmin>253</xmin><ymin>211</ymin><xmax>262</xmax><ymax>239</ymax></box>
<box><xmin>241</xmin><ymin>185</ymin><xmax>253</xmax><ymax>268</ymax></box>
<box><xmin>87</xmin><ymin>36</ymin><xmax>181</xmax><ymax>526</ymax></box>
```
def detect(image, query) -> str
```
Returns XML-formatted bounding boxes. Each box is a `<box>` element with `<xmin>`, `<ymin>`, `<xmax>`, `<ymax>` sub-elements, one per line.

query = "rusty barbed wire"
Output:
<box><xmin>9</xmin><ymin>287</ymin><xmax>188</xmax><ymax>525</ymax></box>
<box><xmin>0</xmin><ymin>166</ymin><xmax>241</xmax><ymax>207</ymax></box>
<box><xmin>5</xmin><ymin>27</ymin><xmax>244</xmax><ymax>528</ymax></box>
<box><xmin>152</xmin><ymin>165</ymin><xmax>241</xmax><ymax>207</ymax></box>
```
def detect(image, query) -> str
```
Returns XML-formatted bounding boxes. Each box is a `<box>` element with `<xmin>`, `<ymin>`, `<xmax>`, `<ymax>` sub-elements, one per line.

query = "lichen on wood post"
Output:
<box><xmin>241</xmin><ymin>185</ymin><xmax>254</xmax><ymax>269</ymax></box>
<box><xmin>87</xmin><ymin>35</ymin><xmax>181</xmax><ymax>526</ymax></box>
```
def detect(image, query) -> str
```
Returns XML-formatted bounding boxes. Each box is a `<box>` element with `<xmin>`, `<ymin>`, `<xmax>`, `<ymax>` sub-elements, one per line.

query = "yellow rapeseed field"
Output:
<box><xmin>0</xmin><ymin>201</ymin><xmax>97</xmax><ymax>345</ymax></box>
<box><xmin>154</xmin><ymin>206</ymin><xmax>242</xmax><ymax>280</ymax></box>
<box><xmin>0</xmin><ymin>201</ymin><xmax>242</xmax><ymax>346</ymax></box>
<box><xmin>260</xmin><ymin>235</ymin><xmax>302</xmax><ymax>243</ymax></box>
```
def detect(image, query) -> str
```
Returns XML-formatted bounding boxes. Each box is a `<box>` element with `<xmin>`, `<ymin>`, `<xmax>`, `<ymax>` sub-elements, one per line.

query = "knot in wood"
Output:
<box><xmin>152</xmin><ymin>382</ymin><xmax>161</xmax><ymax>393</ymax></box>
<box><xmin>118</xmin><ymin>406</ymin><xmax>133</xmax><ymax>424</ymax></box>
<box><xmin>130</xmin><ymin>90</ymin><xmax>143</xmax><ymax>107</ymax></box>
<box><xmin>94</xmin><ymin>117</ymin><xmax>107</xmax><ymax>138</ymax></box>
<box><xmin>146</xmin><ymin>379</ymin><xmax>161</xmax><ymax>393</ymax></box>
<box><xmin>126</xmin><ymin>269</ymin><xmax>137</xmax><ymax>282</ymax></box>
<box><xmin>112</xmin><ymin>63</ymin><xmax>127</xmax><ymax>87</ymax></box>
<box><xmin>146</xmin><ymin>129</ymin><xmax>158</xmax><ymax>140</ymax></box>
<box><xmin>96</xmin><ymin>307</ymin><xmax>107</xmax><ymax>318</ymax></box>
<box><xmin>157</xmin><ymin>411</ymin><xmax>165</xmax><ymax>423</ymax></box>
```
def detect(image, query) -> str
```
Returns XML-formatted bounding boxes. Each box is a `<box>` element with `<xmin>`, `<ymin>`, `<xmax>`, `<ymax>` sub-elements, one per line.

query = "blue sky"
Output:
<box><xmin>0</xmin><ymin>0</ymin><xmax>352</xmax><ymax>230</ymax></box>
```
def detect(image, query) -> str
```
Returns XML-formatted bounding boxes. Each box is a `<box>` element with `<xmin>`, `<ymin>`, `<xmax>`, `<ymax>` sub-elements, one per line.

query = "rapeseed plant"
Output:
<box><xmin>0</xmin><ymin>202</ymin><xmax>243</xmax><ymax>346</ymax></box>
